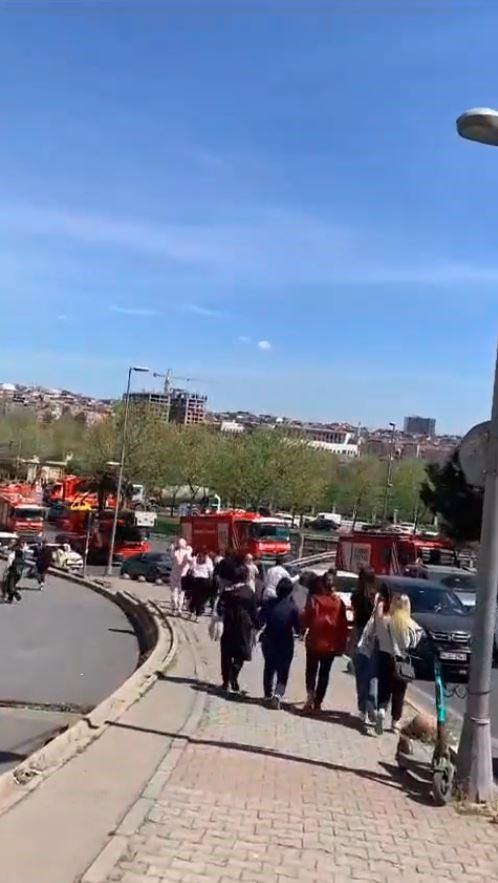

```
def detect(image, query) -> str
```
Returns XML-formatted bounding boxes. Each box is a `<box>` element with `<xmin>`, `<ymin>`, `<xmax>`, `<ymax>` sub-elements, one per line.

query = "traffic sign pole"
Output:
<box><xmin>457</xmin><ymin>344</ymin><xmax>498</xmax><ymax>801</ymax></box>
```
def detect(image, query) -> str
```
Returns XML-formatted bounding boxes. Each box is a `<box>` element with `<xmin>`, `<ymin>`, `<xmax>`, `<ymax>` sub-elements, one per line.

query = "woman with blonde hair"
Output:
<box><xmin>375</xmin><ymin>590</ymin><xmax>422</xmax><ymax>734</ymax></box>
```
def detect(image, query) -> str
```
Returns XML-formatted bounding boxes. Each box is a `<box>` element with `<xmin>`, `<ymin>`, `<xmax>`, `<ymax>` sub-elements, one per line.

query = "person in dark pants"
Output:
<box><xmin>259</xmin><ymin>577</ymin><xmax>300</xmax><ymax>709</ymax></box>
<box><xmin>4</xmin><ymin>540</ymin><xmax>25</xmax><ymax>603</ymax></box>
<box><xmin>217</xmin><ymin>565</ymin><xmax>258</xmax><ymax>694</ymax></box>
<box><xmin>33</xmin><ymin>539</ymin><xmax>53</xmax><ymax>591</ymax></box>
<box><xmin>374</xmin><ymin>591</ymin><xmax>422</xmax><ymax>734</ymax></box>
<box><xmin>189</xmin><ymin>552</ymin><xmax>214</xmax><ymax>621</ymax></box>
<box><xmin>301</xmin><ymin>571</ymin><xmax>348</xmax><ymax>714</ymax></box>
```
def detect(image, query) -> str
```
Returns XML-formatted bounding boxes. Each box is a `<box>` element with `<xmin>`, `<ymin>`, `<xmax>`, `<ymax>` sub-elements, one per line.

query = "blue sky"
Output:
<box><xmin>1</xmin><ymin>1</ymin><xmax>498</xmax><ymax>431</ymax></box>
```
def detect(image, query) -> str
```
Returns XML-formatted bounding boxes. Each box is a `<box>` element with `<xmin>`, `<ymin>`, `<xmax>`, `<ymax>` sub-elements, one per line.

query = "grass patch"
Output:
<box><xmin>153</xmin><ymin>515</ymin><xmax>180</xmax><ymax>537</ymax></box>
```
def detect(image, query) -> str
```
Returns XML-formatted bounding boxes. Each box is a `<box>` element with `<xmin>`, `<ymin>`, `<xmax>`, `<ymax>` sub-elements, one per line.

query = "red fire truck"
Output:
<box><xmin>0</xmin><ymin>485</ymin><xmax>45</xmax><ymax>538</ymax></box>
<box><xmin>336</xmin><ymin>526</ymin><xmax>455</xmax><ymax>576</ymax></box>
<box><xmin>57</xmin><ymin>508</ymin><xmax>155</xmax><ymax>563</ymax></box>
<box><xmin>180</xmin><ymin>510</ymin><xmax>291</xmax><ymax>559</ymax></box>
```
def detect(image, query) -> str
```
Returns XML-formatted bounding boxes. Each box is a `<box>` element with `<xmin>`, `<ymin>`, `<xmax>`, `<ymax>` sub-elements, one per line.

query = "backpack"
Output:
<box><xmin>306</xmin><ymin>594</ymin><xmax>346</xmax><ymax>656</ymax></box>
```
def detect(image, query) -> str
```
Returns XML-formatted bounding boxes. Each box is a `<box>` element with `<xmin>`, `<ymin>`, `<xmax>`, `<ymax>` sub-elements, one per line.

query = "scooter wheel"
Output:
<box><xmin>432</xmin><ymin>758</ymin><xmax>455</xmax><ymax>806</ymax></box>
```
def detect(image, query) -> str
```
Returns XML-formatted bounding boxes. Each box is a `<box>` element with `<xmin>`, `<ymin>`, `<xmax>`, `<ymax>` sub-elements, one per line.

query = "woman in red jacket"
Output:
<box><xmin>301</xmin><ymin>571</ymin><xmax>348</xmax><ymax>714</ymax></box>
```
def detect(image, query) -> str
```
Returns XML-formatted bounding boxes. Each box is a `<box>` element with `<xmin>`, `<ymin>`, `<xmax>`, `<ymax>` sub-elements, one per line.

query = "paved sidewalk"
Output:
<box><xmin>86</xmin><ymin>603</ymin><xmax>498</xmax><ymax>883</ymax></box>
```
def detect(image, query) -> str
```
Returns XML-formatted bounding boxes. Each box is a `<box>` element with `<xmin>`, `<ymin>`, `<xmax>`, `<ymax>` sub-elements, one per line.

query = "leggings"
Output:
<box><xmin>220</xmin><ymin>638</ymin><xmax>245</xmax><ymax>689</ymax></box>
<box><xmin>377</xmin><ymin>651</ymin><xmax>407</xmax><ymax>722</ymax></box>
<box><xmin>305</xmin><ymin>650</ymin><xmax>336</xmax><ymax>706</ymax></box>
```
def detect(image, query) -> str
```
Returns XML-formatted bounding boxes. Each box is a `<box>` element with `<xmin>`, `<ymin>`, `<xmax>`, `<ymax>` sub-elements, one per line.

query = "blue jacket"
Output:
<box><xmin>260</xmin><ymin>596</ymin><xmax>300</xmax><ymax>652</ymax></box>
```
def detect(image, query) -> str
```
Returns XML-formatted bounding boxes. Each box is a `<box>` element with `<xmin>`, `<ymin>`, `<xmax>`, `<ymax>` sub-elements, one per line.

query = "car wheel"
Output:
<box><xmin>121</xmin><ymin>570</ymin><xmax>130</xmax><ymax>580</ymax></box>
<box><xmin>137</xmin><ymin>574</ymin><xmax>146</xmax><ymax>583</ymax></box>
<box><xmin>146</xmin><ymin>569</ymin><xmax>158</xmax><ymax>583</ymax></box>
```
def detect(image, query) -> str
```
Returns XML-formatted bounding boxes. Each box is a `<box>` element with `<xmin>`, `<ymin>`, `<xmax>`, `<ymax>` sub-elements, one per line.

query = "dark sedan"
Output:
<box><xmin>380</xmin><ymin>576</ymin><xmax>473</xmax><ymax>680</ymax></box>
<box><xmin>121</xmin><ymin>552</ymin><xmax>171</xmax><ymax>583</ymax></box>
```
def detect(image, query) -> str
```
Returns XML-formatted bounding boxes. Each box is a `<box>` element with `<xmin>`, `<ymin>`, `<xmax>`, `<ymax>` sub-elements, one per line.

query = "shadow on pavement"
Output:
<box><xmin>108</xmin><ymin>717</ymin><xmax>437</xmax><ymax>807</ymax></box>
<box><xmin>0</xmin><ymin>749</ymin><xmax>27</xmax><ymax>765</ymax></box>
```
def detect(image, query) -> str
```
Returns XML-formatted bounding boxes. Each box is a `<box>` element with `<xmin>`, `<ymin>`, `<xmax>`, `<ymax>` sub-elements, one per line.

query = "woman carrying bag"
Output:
<box><xmin>375</xmin><ymin>590</ymin><xmax>423</xmax><ymax>734</ymax></box>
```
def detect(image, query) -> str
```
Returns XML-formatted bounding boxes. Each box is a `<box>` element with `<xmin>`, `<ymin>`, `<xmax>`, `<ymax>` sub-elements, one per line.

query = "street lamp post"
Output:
<box><xmin>456</xmin><ymin>107</ymin><xmax>498</xmax><ymax>801</ymax></box>
<box><xmin>106</xmin><ymin>366</ymin><xmax>149</xmax><ymax>576</ymax></box>
<box><xmin>382</xmin><ymin>422</ymin><xmax>396</xmax><ymax>522</ymax></box>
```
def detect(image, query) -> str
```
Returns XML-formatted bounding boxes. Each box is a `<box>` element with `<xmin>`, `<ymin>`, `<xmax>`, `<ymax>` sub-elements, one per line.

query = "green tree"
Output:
<box><xmin>420</xmin><ymin>450</ymin><xmax>483</xmax><ymax>542</ymax></box>
<box><xmin>83</xmin><ymin>405</ymin><xmax>167</xmax><ymax>492</ymax></box>
<box><xmin>390</xmin><ymin>458</ymin><xmax>427</xmax><ymax>522</ymax></box>
<box><xmin>325</xmin><ymin>456</ymin><xmax>385</xmax><ymax>519</ymax></box>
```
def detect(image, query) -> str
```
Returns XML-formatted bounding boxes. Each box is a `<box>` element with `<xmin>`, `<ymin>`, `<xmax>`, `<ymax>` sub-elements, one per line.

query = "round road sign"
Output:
<box><xmin>458</xmin><ymin>421</ymin><xmax>489</xmax><ymax>489</ymax></box>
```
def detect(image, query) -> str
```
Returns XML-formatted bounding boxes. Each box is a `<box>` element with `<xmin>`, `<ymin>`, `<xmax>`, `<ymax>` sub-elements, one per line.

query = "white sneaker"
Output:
<box><xmin>392</xmin><ymin>720</ymin><xmax>401</xmax><ymax>734</ymax></box>
<box><xmin>358</xmin><ymin>711</ymin><xmax>366</xmax><ymax>724</ymax></box>
<box><xmin>375</xmin><ymin>708</ymin><xmax>386</xmax><ymax>735</ymax></box>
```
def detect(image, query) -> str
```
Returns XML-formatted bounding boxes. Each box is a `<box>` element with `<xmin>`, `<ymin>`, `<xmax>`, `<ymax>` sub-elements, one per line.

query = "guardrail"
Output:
<box><xmin>288</xmin><ymin>550</ymin><xmax>337</xmax><ymax>569</ymax></box>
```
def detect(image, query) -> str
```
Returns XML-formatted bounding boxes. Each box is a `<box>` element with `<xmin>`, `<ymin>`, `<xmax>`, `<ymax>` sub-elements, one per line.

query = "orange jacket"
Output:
<box><xmin>302</xmin><ymin>593</ymin><xmax>348</xmax><ymax>656</ymax></box>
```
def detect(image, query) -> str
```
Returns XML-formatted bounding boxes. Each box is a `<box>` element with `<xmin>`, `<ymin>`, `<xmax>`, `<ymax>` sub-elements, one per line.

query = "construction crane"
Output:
<box><xmin>152</xmin><ymin>368</ymin><xmax>207</xmax><ymax>395</ymax></box>
<box><xmin>152</xmin><ymin>369</ymin><xmax>213</xmax><ymax>424</ymax></box>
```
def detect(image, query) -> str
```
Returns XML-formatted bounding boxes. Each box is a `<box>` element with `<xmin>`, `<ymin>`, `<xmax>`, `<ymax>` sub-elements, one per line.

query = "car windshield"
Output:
<box><xmin>335</xmin><ymin>575</ymin><xmax>359</xmax><ymax>593</ymax></box>
<box><xmin>439</xmin><ymin>573</ymin><xmax>478</xmax><ymax>591</ymax></box>
<box><xmin>402</xmin><ymin>585</ymin><xmax>466</xmax><ymax>615</ymax></box>
<box><xmin>116</xmin><ymin>525</ymin><xmax>144</xmax><ymax>543</ymax></box>
<box><xmin>14</xmin><ymin>508</ymin><xmax>43</xmax><ymax>520</ymax></box>
<box><xmin>250</xmin><ymin>524</ymin><xmax>290</xmax><ymax>541</ymax></box>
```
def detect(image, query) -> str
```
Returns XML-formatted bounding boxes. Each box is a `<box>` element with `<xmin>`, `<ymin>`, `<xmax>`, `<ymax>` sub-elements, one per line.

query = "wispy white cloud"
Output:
<box><xmin>57</xmin><ymin>314</ymin><xmax>68</xmax><ymax>321</ymax></box>
<box><xmin>258</xmin><ymin>340</ymin><xmax>272</xmax><ymax>352</ymax></box>
<box><xmin>3</xmin><ymin>201</ymin><xmax>498</xmax><ymax>289</ymax></box>
<box><xmin>185</xmin><ymin>304</ymin><xmax>228</xmax><ymax>318</ymax></box>
<box><xmin>109</xmin><ymin>305</ymin><xmax>160</xmax><ymax>317</ymax></box>
<box><xmin>238</xmin><ymin>335</ymin><xmax>251</xmax><ymax>343</ymax></box>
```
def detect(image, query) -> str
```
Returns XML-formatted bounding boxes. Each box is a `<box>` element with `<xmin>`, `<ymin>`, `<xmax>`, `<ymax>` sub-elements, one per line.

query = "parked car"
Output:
<box><xmin>380</xmin><ymin>576</ymin><xmax>473</xmax><ymax>680</ymax></box>
<box><xmin>288</xmin><ymin>563</ymin><xmax>358</xmax><ymax>622</ymax></box>
<box><xmin>121</xmin><ymin>551</ymin><xmax>172</xmax><ymax>583</ymax></box>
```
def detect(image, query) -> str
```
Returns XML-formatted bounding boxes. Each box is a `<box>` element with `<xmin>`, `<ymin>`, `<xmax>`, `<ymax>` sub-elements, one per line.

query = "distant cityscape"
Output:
<box><xmin>0</xmin><ymin>380</ymin><xmax>459</xmax><ymax>465</ymax></box>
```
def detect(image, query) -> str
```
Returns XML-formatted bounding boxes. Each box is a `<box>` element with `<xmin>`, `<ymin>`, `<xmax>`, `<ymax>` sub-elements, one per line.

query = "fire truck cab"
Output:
<box><xmin>180</xmin><ymin>510</ymin><xmax>291</xmax><ymax>559</ymax></box>
<box><xmin>336</xmin><ymin>526</ymin><xmax>456</xmax><ymax>576</ymax></box>
<box><xmin>0</xmin><ymin>485</ymin><xmax>45</xmax><ymax>539</ymax></box>
<box><xmin>57</xmin><ymin>508</ymin><xmax>154</xmax><ymax>563</ymax></box>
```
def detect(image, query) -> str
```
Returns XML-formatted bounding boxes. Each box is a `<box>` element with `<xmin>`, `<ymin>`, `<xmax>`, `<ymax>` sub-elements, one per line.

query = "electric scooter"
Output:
<box><xmin>396</xmin><ymin>636</ymin><xmax>460</xmax><ymax>806</ymax></box>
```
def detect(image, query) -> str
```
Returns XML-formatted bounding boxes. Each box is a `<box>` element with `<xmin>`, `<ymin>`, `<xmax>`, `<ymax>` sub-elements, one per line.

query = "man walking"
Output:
<box><xmin>34</xmin><ymin>538</ymin><xmax>53</xmax><ymax>590</ymax></box>
<box><xmin>263</xmin><ymin>555</ymin><xmax>298</xmax><ymax>601</ymax></box>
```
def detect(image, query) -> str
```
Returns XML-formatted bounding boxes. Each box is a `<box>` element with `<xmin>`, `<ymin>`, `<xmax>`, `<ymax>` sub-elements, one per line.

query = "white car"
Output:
<box><xmin>290</xmin><ymin>563</ymin><xmax>358</xmax><ymax>623</ymax></box>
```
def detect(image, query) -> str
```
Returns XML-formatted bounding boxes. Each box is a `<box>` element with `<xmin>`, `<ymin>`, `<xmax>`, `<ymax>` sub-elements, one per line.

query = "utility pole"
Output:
<box><xmin>106</xmin><ymin>366</ymin><xmax>149</xmax><ymax>576</ymax></box>
<box><xmin>456</xmin><ymin>345</ymin><xmax>498</xmax><ymax>801</ymax></box>
<box><xmin>382</xmin><ymin>422</ymin><xmax>396</xmax><ymax>521</ymax></box>
<box><xmin>82</xmin><ymin>510</ymin><xmax>93</xmax><ymax>579</ymax></box>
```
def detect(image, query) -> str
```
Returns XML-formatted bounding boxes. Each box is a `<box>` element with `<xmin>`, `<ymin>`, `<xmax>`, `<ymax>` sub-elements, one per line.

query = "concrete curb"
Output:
<box><xmin>81</xmin><ymin>618</ymin><xmax>208</xmax><ymax>883</ymax></box>
<box><xmin>0</xmin><ymin>571</ymin><xmax>177</xmax><ymax>818</ymax></box>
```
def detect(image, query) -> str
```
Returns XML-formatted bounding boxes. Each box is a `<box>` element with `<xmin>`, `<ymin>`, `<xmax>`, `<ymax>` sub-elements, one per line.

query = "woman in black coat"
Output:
<box><xmin>217</xmin><ymin>564</ymin><xmax>258</xmax><ymax>694</ymax></box>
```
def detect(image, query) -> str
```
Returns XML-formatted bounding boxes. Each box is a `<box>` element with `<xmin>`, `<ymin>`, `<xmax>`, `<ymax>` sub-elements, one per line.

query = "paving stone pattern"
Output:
<box><xmin>102</xmin><ymin>608</ymin><xmax>498</xmax><ymax>882</ymax></box>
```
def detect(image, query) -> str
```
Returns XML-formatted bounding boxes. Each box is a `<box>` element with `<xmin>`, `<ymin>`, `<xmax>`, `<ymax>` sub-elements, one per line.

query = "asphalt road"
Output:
<box><xmin>0</xmin><ymin>563</ymin><xmax>139</xmax><ymax>773</ymax></box>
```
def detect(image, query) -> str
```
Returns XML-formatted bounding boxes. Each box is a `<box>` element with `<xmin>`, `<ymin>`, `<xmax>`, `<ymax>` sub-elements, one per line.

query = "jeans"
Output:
<box><xmin>262</xmin><ymin>641</ymin><xmax>293</xmax><ymax>699</ymax></box>
<box><xmin>305</xmin><ymin>650</ymin><xmax>335</xmax><ymax>706</ymax></box>
<box><xmin>220</xmin><ymin>637</ymin><xmax>244</xmax><ymax>689</ymax></box>
<box><xmin>377</xmin><ymin>651</ymin><xmax>407</xmax><ymax>722</ymax></box>
<box><xmin>354</xmin><ymin>651</ymin><xmax>377</xmax><ymax>716</ymax></box>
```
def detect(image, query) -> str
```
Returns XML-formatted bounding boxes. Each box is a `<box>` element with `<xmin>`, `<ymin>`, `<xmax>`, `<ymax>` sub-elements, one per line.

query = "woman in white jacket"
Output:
<box><xmin>375</xmin><ymin>590</ymin><xmax>422</xmax><ymax>735</ymax></box>
<box><xmin>170</xmin><ymin>538</ymin><xmax>193</xmax><ymax>615</ymax></box>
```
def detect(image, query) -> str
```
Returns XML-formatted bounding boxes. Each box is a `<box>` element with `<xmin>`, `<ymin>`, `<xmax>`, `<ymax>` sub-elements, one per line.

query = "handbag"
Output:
<box><xmin>394</xmin><ymin>656</ymin><xmax>415</xmax><ymax>683</ymax></box>
<box><xmin>388</xmin><ymin>623</ymin><xmax>415</xmax><ymax>682</ymax></box>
